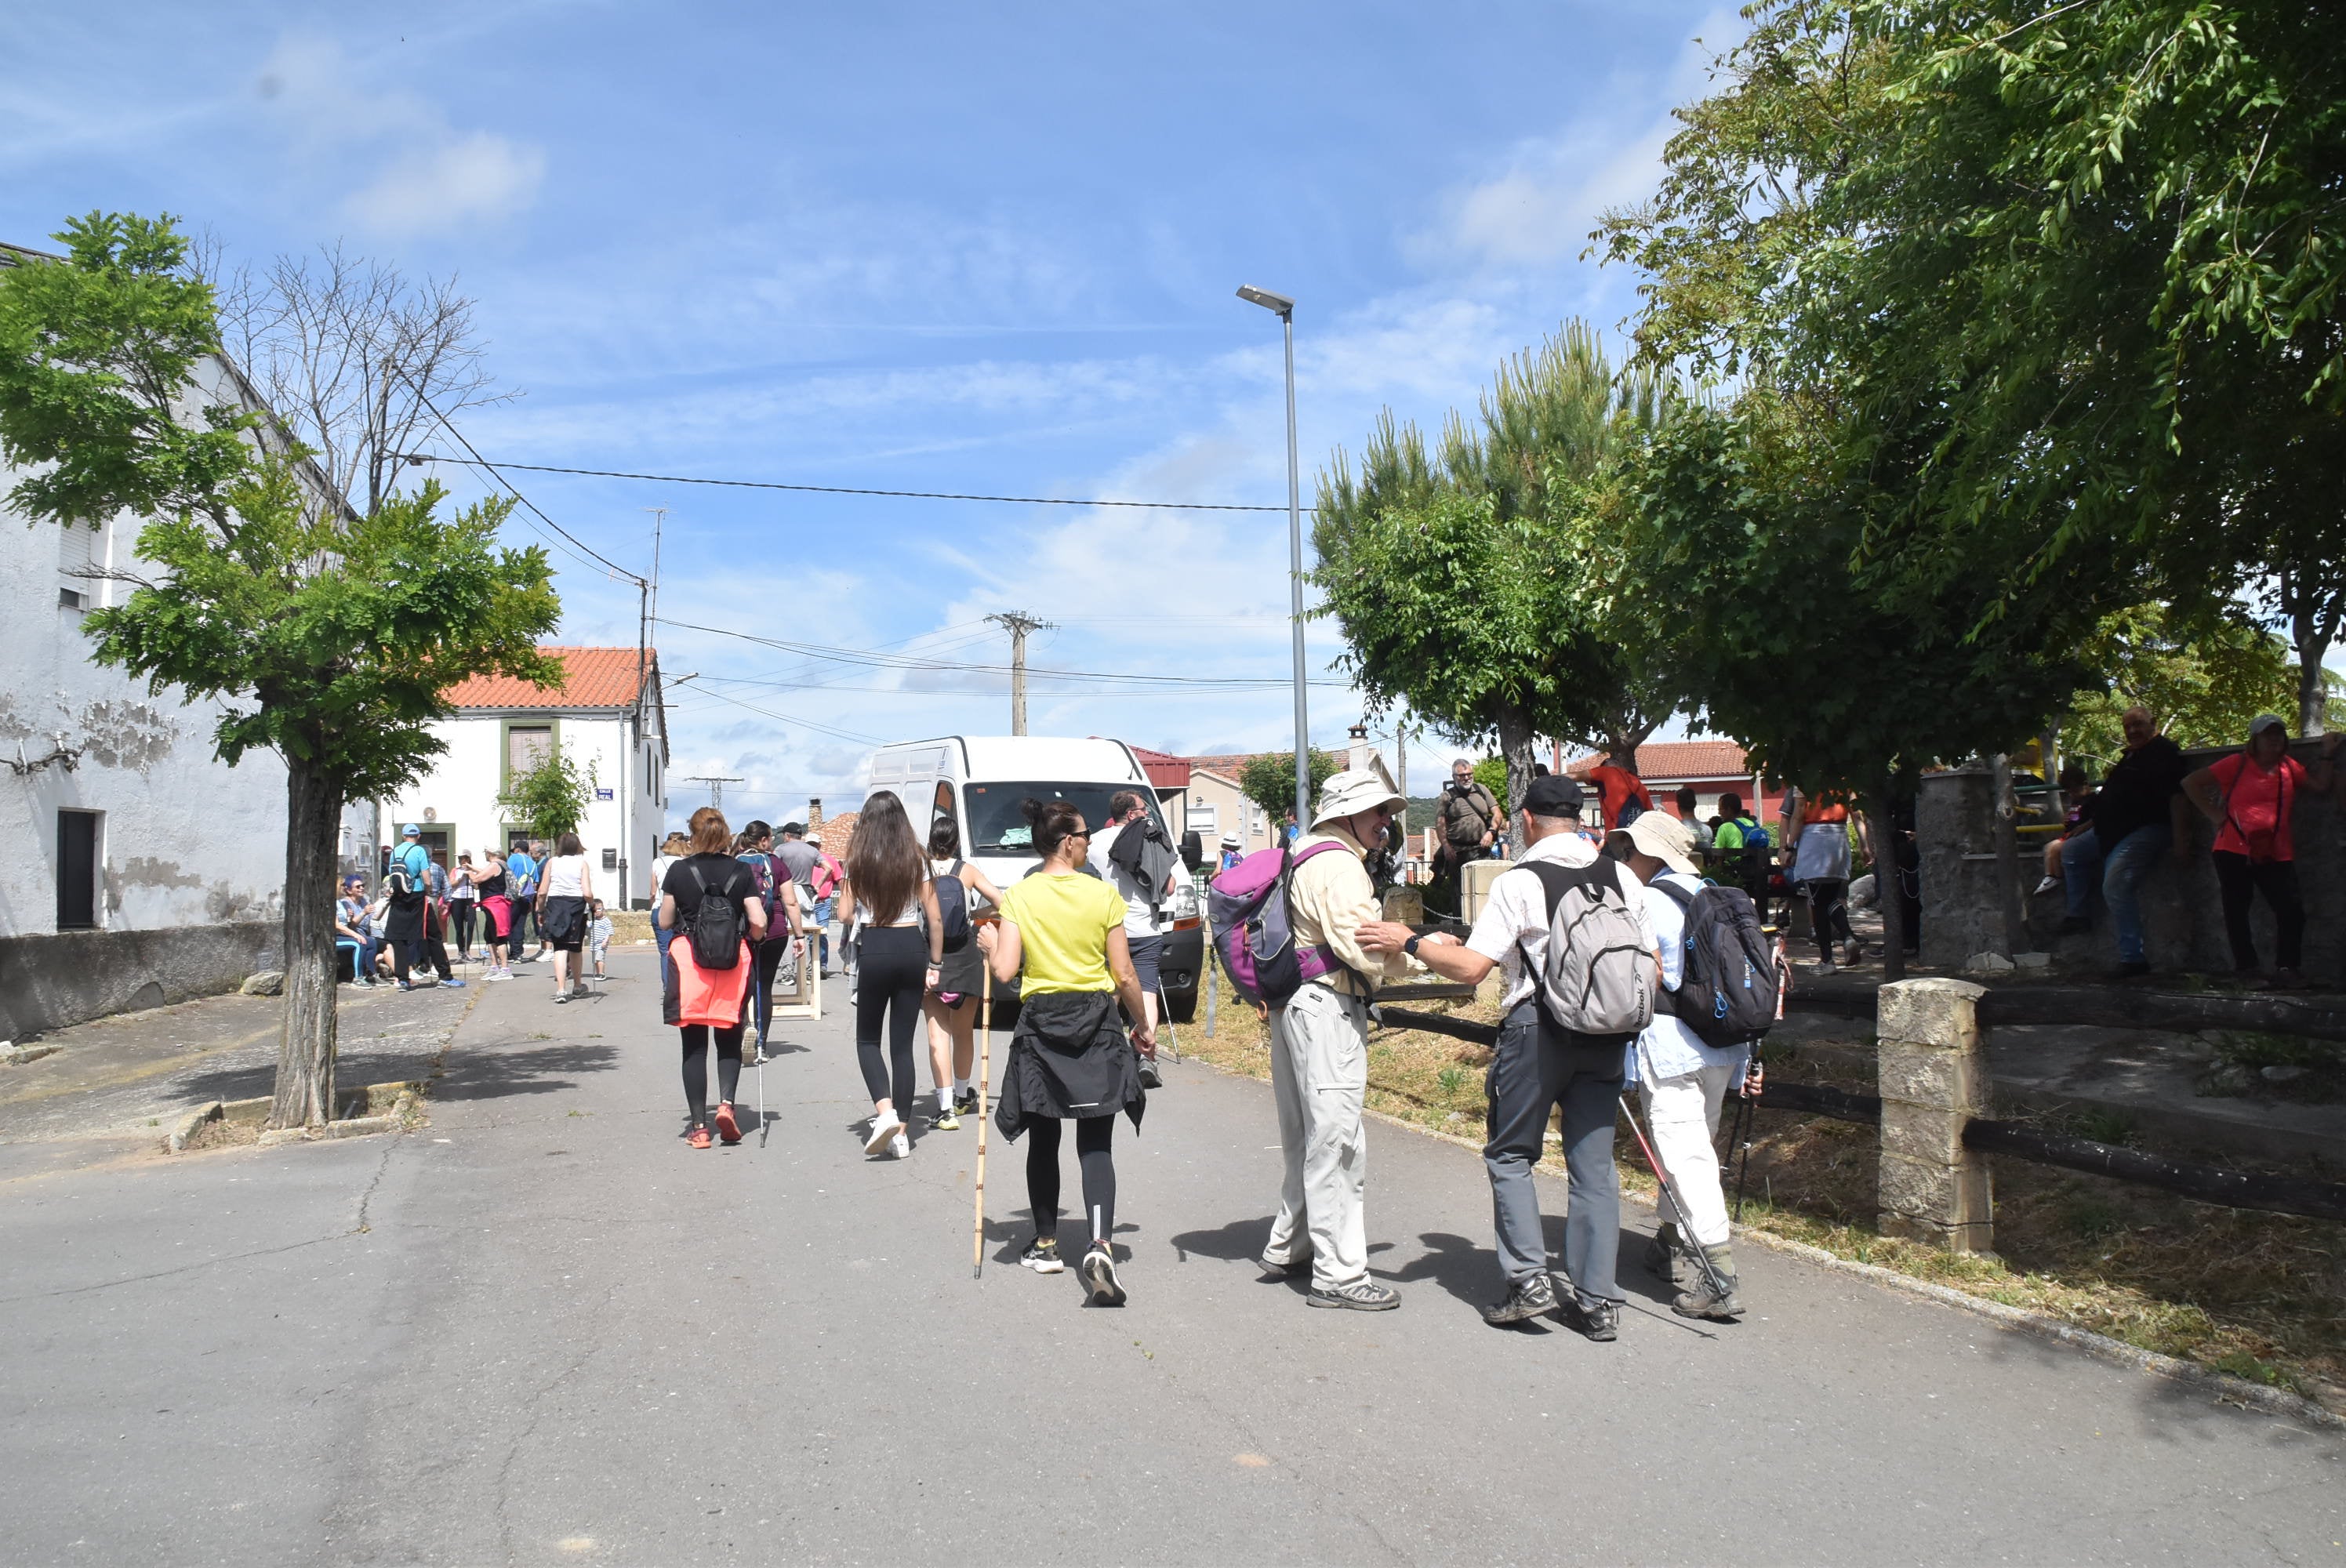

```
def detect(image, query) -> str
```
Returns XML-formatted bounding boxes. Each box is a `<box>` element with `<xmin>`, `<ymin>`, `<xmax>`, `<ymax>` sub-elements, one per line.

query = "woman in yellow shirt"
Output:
<box><xmin>979</xmin><ymin>797</ymin><xmax>1157</xmax><ymax>1305</ymax></box>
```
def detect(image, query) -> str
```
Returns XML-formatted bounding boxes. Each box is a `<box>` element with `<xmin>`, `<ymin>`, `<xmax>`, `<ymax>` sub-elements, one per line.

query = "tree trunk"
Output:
<box><xmin>1867</xmin><ymin>765</ymin><xmax>1906</xmax><ymax>983</ymax></box>
<box><xmin>271</xmin><ymin>758</ymin><xmax>346</xmax><ymax>1130</ymax></box>
<box><xmin>1990</xmin><ymin>752</ymin><xmax>2023</xmax><ymax>958</ymax></box>
<box><xmin>1495</xmin><ymin>701</ymin><xmax>1536</xmax><ymax>852</ymax></box>
<box><xmin>2292</xmin><ymin>601</ymin><xmax>2331</xmax><ymax>738</ymax></box>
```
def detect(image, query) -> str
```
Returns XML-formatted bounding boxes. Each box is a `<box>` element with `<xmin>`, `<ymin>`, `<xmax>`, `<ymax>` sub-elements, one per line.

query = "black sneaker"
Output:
<box><xmin>954</xmin><ymin>1087</ymin><xmax>979</xmax><ymax>1116</ymax></box>
<box><xmin>1080</xmin><ymin>1245</ymin><xmax>1127</xmax><ymax>1307</ymax></box>
<box><xmin>1480</xmin><ymin>1273</ymin><xmax>1556</xmax><ymax>1326</ymax></box>
<box><xmin>1137</xmin><ymin>1057</ymin><xmax>1163</xmax><ymax>1090</ymax></box>
<box><xmin>1019</xmin><ymin>1238</ymin><xmax>1064</xmax><ymax>1274</ymax></box>
<box><xmin>1563</xmin><ymin>1291</ymin><xmax>1619</xmax><ymax>1341</ymax></box>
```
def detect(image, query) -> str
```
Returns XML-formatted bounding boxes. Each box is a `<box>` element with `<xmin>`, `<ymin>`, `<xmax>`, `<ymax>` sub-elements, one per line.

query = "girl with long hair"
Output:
<box><xmin>978</xmin><ymin>797</ymin><xmax>1156</xmax><ymax>1305</ymax></box>
<box><xmin>846</xmin><ymin>791</ymin><xmax>944</xmax><ymax>1159</ymax></box>
<box><xmin>539</xmin><ymin>829</ymin><xmax>595</xmax><ymax>1002</ymax></box>
<box><xmin>659</xmin><ymin>807</ymin><xmax>768</xmax><ymax>1148</ymax></box>
<box><xmin>921</xmin><ymin>814</ymin><xmax>1004</xmax><ymax>1129</ymax></box>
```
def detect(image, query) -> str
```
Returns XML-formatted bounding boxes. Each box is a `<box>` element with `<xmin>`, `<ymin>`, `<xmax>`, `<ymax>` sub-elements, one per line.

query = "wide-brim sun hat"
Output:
<box><xmin>1218</xmin><ymin>833</ymin><xmax>1241</xmax><ymax>849</ymax></box>
<box><xmin>1622</xmin><ymin>810</ymin><xmax>1700</xmax><ymax>877</ymax></box>
<box><xmin>1311</xmin><ymin>768</ymin><xmax>1407</xmax><ymax>829</ymax></box>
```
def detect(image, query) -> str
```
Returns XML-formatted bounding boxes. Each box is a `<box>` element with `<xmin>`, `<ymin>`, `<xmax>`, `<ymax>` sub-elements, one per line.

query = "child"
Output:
<box><xmin>586</xmin><ymin>898</ymin><xmax>613</xmax><ymax>979</ymax></box>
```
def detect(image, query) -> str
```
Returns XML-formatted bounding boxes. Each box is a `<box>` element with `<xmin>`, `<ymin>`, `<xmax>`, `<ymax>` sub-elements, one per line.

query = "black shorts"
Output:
<box><xmin>542</xmin><ymin>895</ymin><xmax>587</xmax><ymax>953</ymax></box>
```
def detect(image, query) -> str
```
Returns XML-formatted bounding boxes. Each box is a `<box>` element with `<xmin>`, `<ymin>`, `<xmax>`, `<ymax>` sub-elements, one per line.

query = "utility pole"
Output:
<box><xmin>682</xmin><ymin>775</ymin><xmax>743</xmax><ymax>813</ymax></box>
<box><xmin>986</xmin><ymin>612</ymin><xmax>1053</xmax><ymax>735</ymax></box>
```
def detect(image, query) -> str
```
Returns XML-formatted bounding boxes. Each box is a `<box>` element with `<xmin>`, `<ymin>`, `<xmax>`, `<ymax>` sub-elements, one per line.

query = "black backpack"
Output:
<box><xmin>934</xmin><ymin>858</ymin><xmax>973</xmax><ymax>950</ymax></box>
<box><xmin>1654</xmin><ymin>877</ymin><xmax>1781</xmax><ymax>1048</ymax></box>
<box><xmin>684</xmin><ymin>862</ymin><xmax>744</xmax><ymax>971</ymax></box>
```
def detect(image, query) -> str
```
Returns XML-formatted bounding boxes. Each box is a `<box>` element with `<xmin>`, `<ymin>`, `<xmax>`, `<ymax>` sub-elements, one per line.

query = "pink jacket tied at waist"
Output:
<box><xmin>670</xmin><ymin>938</ymin><xmax>752</xmax><ymax>1027</ymax></box>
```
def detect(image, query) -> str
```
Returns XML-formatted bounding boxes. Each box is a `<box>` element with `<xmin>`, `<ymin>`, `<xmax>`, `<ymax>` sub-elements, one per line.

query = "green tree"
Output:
<box><xmin>0</xmin><ymin>214</ymin><xmax>560</xmax><ymax>1129</ymax></box>
<box><xmin>1240</xmin><ymin>750</ymin><xmax>1340</xmax><ymax>834</ymax></box>
<box><xmin>1313</xmin><ymin>323</ymin><xmax>1685</xmax><ymax>815</ymax></box>
<box><xmin>498</xmin><ymin>745</ymin><xmax>597</xmax><ymax>843</ymax></box>
<box><xmin>2065</xmin><ymin>604</ymin><xmax>2335</xmax><ymax>766</ymax></box>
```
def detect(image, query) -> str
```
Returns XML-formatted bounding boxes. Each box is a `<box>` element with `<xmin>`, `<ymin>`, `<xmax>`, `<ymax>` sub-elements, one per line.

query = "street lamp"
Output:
<box><xmin>1238</xmin><ymin>283</ymin><xmax>1310</xmax><ymax>838</ymax></box>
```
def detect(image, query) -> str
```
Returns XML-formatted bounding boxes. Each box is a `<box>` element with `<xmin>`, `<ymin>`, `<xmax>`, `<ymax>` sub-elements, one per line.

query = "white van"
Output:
<box><xmin>862</xmin><ymin>735</ymin><xmax>1203</xmax><ymax>1021</ymax></box>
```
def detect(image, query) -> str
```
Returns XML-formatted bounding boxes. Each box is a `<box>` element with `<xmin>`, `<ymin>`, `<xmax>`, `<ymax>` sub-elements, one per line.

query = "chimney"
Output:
<box><xmin>1348</xmin><ymin>723</ymin><xmax>1373</xmax><ymax>775</ymax></box>
<box><xmin>808</xmin><ymin>797</ymin><xmax>823</xmax><ymax>840</ymax></box>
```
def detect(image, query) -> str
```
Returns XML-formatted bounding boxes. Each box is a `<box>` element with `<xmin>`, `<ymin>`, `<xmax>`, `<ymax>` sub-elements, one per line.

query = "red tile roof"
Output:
<box><xmin>1564</xmin><ymin>740</ymin><xmax>1756</xmax><ymax>782</ymax></box>
<box><xmin>444</xmin><ymin>647</ymin><xmax>655</xmax><ymax>711</ymax></box>
<box><xmin>1127</xmin><ymin>744</ymin><xmax>1193</xmax><ymax>789</ymax></box>
<box><xmin>1182</xmin><ymin>751</ymin><xmax>1274</xmax><ymax>781</ymax></box>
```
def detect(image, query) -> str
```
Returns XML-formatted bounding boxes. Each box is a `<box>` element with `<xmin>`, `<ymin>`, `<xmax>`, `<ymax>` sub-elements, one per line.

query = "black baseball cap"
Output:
<box><xmin>1523</xmin><ymin>775</ymin><xmax>1585</xmax><ymax>817</ymax></box>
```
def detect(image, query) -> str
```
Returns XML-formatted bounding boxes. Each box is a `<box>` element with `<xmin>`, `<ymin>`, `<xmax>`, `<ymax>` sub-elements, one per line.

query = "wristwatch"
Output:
<box><xmin>1404</xmin><ymin>935</ymin><xmax>1422</xmax><ymax>956</ymax></box>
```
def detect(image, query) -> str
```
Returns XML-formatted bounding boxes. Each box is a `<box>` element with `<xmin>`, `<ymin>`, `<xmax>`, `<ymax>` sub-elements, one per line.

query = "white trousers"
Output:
<box><xmin>1265</xmin><ymin>983</ymin><xmax>1370</xmax><ymax>1289</ymax></box>
<box><xmin>1640</xmin><ymin>1062</ymin><xmax>1738</xmax><ymax>1247</ymax></box>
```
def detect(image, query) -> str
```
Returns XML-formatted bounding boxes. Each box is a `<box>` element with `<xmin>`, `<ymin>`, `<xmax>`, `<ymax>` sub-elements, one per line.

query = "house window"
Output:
<box><xmin>1188</xmin><ymin>803</ymin><xmax>1218</xmax><ymax>840</ymax></box>
<box><xmin>507</xmin><ymin>724</ymin><xmax>554</xmax><ymax>779</ymax></box>
<box><xmin>57</xmin><ymin>810</ymin><xmax>100</xmax><ymax>930</ymax></box>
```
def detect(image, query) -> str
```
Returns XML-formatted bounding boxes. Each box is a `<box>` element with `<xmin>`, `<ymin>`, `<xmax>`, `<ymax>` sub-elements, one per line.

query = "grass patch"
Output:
<box><xmin>1180</xmin><ymin>998</ymin><xmax>2345</xmax><ymax>1412</ymax></box>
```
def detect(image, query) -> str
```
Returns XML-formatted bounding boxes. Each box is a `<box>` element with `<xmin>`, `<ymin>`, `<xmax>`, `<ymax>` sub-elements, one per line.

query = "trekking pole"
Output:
<box><xmin>1155</xmin><ymin>981</ymin><xmax>1179</xmax><ymax>1064</ymax></box>
<box><xmin>1729</xmin><ymin>1082</ymin><xmax>1755</xmax><ymax>1221</ymax></box>
<box><xmin>972</xmin><ymin>952</ymin><xmax>992</xmax><ymax>1279</ymax></box>
<box><xmin>1618</xmin><ymin>1091</ymin><xmax>1738</xmax><ymax>1305</ymax></box>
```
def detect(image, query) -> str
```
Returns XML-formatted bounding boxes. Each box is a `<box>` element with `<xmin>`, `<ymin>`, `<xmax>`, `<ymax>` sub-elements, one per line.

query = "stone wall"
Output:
<box><xmin>0</xmin><ymin>920</ymin><xmax>281</xmax><ymax>1040</ymax></box>
<box><xmin>1920</xmin><ymin>743</ymin><xmax>2346</xmax><ymax>983</ymax></box>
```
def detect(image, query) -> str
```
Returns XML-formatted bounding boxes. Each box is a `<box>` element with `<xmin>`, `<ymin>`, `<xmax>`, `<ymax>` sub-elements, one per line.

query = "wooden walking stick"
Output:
<box><xmin>972</xmin><ymin>943</ymin><xmax>993</xmax><ymax>1279</ymax></box>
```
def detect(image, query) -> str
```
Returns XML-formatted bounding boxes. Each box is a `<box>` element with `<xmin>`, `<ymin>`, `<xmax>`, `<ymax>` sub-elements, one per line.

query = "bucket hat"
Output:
<box><xmin>1311</xmin><ymin>768</ymin><xmax>1407</xmax><ymax>829</ymax></box>
<box><xmin>1618</xmin><ymin>810</ymin><xmax>1699</xmax><ymax>877</ymax></box>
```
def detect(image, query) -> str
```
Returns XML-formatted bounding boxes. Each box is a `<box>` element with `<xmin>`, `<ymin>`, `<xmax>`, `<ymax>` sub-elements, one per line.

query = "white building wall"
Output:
<box><xmin>377</xmin><ymin>708</ymin><xmax>665</xmax><ymax>906</ymax></box>
<box><xmin>0</xmin><ymin>501</ymin><xmax>287</xmax><ymax>944</ymax></box>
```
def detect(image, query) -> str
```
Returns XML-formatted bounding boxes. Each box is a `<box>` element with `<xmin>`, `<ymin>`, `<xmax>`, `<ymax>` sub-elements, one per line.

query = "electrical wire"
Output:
<box><xmin>397</xmin><ymin>402</ymin><xmax>645</xmax><ymax>583</ymax></box>
<box><xmin>404</xmin><ymin>452</ymin><xmax>1313</xmax><ymax>514</ymax></box>
<box><xmin>656</xmin><ymin>615</ymin><xmax>1340</xmax><ymax>688</ymax></box>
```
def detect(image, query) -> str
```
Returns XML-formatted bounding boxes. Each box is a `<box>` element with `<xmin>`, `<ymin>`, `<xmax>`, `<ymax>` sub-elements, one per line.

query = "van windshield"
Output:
<box><xmin>962</xmin><ymin>781</ymin><xmax>1155</xmax><ymax>855</ymax></box>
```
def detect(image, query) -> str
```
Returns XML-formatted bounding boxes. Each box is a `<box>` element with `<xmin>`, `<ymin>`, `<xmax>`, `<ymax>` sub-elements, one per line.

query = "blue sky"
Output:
<box><xmin>4</xmin><ymin>2</ymin><xmax>1740</xmax><ymax>820</ymax></box>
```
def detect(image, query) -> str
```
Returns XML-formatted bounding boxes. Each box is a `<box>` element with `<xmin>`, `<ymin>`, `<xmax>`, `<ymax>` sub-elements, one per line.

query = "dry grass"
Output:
<box><xmin>1178</xmin><ymin>996</ymin><xmax>2346</xmax><ymax>1413</ymax></box>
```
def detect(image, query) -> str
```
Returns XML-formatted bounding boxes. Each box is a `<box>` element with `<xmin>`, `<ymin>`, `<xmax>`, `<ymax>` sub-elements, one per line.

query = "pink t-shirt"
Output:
<box><xmin>2210</xmin><ymin>752</ymin><xmax>2304</xmax><ymax>862</ymax></box>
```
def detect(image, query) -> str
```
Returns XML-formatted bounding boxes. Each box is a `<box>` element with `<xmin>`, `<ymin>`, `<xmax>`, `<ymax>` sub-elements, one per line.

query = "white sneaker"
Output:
<box><xmin>2032</xmin><ymin>876</ymin><xmax>2060</xmax><ymax>895</ymax></box>
<box><xmin>864</xmin><ymin>1111</ymin><xmax>906</xmax><ymax>1156</ymax></box>
<box><xmin>1817</xmin><ymin>959</ymin><xmax>1836</xmax><ymax>976</ymax></box>
<box><xmin>888</xmin><ymin>1133</ymin><xmax>911</xmax><ymax>1160</ymax></box>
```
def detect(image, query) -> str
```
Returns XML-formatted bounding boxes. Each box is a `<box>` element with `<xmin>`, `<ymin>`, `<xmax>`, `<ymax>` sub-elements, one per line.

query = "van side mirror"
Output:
<box><xmin>1180</xmin><ymin>830</ymin><xmax>1204</xmax><ymax>870</ymax></box>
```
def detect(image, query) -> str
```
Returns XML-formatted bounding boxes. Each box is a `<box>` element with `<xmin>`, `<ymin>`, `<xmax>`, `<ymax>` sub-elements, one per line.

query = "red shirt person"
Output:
<box><xmin>1582</xmin><ymin>763</ymin><xmax>1653</xmax><ymax>833</ymax></box>
<box><xmin>2182</xmin><ymin>715</ymin><xmax>2339</xmax><ymax>989</ymax></box>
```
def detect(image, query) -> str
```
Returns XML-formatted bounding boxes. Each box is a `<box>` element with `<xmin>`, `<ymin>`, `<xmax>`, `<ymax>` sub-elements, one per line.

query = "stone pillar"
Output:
<box><xmin>1876</xmin><ymin>976</ymin><xmax>1994</xmax><ymax>1253</ymax></box>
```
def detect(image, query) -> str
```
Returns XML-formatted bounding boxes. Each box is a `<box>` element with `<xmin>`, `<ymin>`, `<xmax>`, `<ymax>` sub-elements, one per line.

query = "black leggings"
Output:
<box><xmin>751</xmin><ymin>937</ymin><xmax>790</xmax><ymax>1042</ymax></box>
<box><xmin>1027</xmin><ymin>1115</ymin><xmax>1117</xmax><ymax>1247</ymax></box>
<box><xmin>855</xmin><ymin>925</ymin><xmax>928</xmax><ymax>1108</ymax></box>
<box><xmin>680</xmin><ymin>1024</ymin><xmax>743</xmax><ymax>1127</ymax></box>
<box><xmin>1807</xmin><ymin>878</ymin><xmax>1853</xmax><ymax>960</ymax></box>
<box><xmin>450</xmin><ymin>902</ymin><xmax>477</xmax><ymax>956</ymax></box>
<box><xmin>2213</xmin><ymin>851</ymin><xmax>2304</xmax><ymax>972</ymax></box>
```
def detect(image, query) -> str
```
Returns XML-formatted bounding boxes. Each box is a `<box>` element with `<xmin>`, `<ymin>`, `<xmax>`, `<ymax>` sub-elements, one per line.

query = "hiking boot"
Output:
<box><xmin>1643</xmin><ymin>1222</ymin><xmax>1687</xmax><ymax>1287</ymax></box>
<box><xmin>1307</xmin><ymin>1279</ymin><xmax>1400</xmax><ymax>1312</ymax></box>
<box><xmin>1080</xmin><ymin>1245</ymin><xmax>1127</xmax><ymax>1307</ymax></box>
<box><xmin>1561</xmin><ymin>1291</ymin><xmax>1619</xmax><ymax>1341</ymax></box>
<box><xmin>1020</xmin><ymin>1237</ymin><xmax>1065</xmax><ymax>1274</ymax></box>
<box><xmin>1480</xmin><ymin>1272</ymin><xmax>1557</xmax><ymax>1326</ymax></box>
<box><xmin>1673</xmin><ymin>1246</ymin><xmax>1745</xmax><ymax>1321</ymax></box>
<box><xmin>1137</xmin><ymin>1058</ymin><xmax>1163</xmax><ymax>1090</ymax></box>
<box><xmin>1258</xmin><ymin>1250</ymin><xmax>1310</xmax><ymax>1279</ymax></box>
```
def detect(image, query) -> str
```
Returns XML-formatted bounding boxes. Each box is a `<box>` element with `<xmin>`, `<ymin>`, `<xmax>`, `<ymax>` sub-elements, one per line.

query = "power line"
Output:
<box><xmin>397</xmin><ymin>397</ymin><xmax>645</xmax><ymax>584</ymax></box>
<box><xmin>401</xmin><ymin>452</ymin><xmax>1311</xmax><ymax>513</ymax></box>
<box><xmin>656</xmin><ymin>615</ymin><xmax>1332</xmax><ymax>688</ymax></box>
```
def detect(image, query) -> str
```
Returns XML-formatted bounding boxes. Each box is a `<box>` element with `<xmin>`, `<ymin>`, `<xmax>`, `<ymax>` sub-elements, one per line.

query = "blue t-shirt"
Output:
<box><xmin>391</xmin><ymin>840</ymin><xmax>431</xmax><ymax>885</ymax></box>
<box><xmin>507</xmin><ymin>851</ymin><xmax>538</xmax><ymax>892</ymax></box>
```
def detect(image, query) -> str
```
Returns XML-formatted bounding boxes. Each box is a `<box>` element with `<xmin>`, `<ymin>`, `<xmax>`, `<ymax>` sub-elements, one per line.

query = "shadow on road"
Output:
<box><xmin>434</xmin><ymin>1041</ymin><xmax>620</xmax><ymax>1101</ymax></box>
<box><xmin>176</xmin><ymin>1048</ymin><xmax>452</xmax><ymax>1109</ymax></box>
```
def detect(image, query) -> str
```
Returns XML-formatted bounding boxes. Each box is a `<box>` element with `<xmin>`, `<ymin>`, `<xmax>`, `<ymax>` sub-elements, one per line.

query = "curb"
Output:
<box><xmin>1178</xmin><ymin>1047</ymin><xmax>2346</xmax><ymax>1436</ymax></box>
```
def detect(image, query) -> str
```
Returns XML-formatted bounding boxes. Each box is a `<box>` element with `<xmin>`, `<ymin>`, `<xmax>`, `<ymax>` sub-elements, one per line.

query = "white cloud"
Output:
<box><xmin>253</xmin><ymin>35</ymin><xmax>545</xmax><ymax>239</ymax></box>
<box><xmin>347</xmin><ymin>132</ymin><xmax>545</xmax><ymax>238</ymax></box>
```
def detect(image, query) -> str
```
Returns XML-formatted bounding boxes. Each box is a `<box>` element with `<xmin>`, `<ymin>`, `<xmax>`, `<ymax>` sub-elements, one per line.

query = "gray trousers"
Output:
<box><xmin>1484</xmin><ymin>1001</ymin><xmax>1623</xmax><ymax>1301</ymax></box>
<box><xmin>1265</xmin><ymin>982</ymin><xmax>1370</xmax><ymax>1290</ymax></box>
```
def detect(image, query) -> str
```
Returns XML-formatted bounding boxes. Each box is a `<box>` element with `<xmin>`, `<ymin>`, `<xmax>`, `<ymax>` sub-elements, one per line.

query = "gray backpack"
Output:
<box><xmin>1523</xmin><ymin>860</ymin><xmax>1654</xmax><ymax>1040</ymax></box>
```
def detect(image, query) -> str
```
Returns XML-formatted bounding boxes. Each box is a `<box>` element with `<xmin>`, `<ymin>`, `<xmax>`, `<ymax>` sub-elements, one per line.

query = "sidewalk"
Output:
<box><xmin>0</xmin><ymin>960</ymin><xmax>481</xmax><ymax>1180</ymax></box>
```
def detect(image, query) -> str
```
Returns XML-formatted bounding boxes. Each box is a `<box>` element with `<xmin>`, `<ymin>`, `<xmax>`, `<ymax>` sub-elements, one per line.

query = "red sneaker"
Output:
<box><xmin>714</xmin><ymin>1102</ymin><xmax>742</xmax><ymax>1145</ymax></box>
<box><xmin>688</xmin><ymin>1125</ymin><xmax>714</xmax><ymax>1149</ymax></box>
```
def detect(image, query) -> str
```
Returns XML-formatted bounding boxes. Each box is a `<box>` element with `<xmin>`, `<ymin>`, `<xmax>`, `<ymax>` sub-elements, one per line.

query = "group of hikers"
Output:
<box><xmin>645</xmin><ymin>766</ymin><xmax>1768</xmax><ymax>1331</ymax></box>
<box><xmin>334</xmin><ymin>827</ymin><xmax>612</xmax><ymax>996</ymax></box>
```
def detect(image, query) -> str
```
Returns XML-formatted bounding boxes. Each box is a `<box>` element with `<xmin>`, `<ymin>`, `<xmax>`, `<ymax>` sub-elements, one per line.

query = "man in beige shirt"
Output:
<box><xmin>1261</xmin><ymin>769</ymin><xmax>1424</xmax><ymax>1309</ymax></box>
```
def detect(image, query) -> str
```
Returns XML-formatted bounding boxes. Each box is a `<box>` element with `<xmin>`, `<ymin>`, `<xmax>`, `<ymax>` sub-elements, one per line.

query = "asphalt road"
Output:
<box><xmin>2</xmin><ymin>947</ymin><xmax>2338</xmax><ymax>1566</ymax></box>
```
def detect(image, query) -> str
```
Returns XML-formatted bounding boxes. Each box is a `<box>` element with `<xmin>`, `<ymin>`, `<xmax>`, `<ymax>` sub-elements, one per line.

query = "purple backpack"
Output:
<box><xmin>1207</xmin><ymin>840</ymin><xmax>1357</xmax><ymax>1008</ymax></box>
